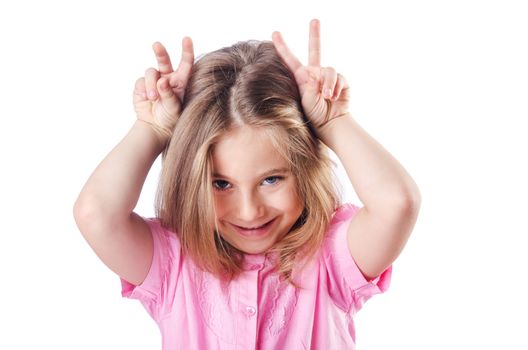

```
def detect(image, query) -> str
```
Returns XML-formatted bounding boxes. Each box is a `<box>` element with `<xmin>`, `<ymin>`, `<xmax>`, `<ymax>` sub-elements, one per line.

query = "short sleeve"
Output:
<box><xmin>119</xmin><ymin>218</ymin><xmax>181</xmax><ymax>320</ymax></box>
<box><xmin>322</xmin><ymin>203</ymin><xmax>392</xmax><ymax>314</ymax></box>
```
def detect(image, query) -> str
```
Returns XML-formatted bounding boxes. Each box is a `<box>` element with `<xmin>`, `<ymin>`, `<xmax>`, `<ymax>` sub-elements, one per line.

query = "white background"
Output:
<box><xmin>1</xmin><ymin>0</ymin><xmax>527</xmax><ymax>349</ymax></box>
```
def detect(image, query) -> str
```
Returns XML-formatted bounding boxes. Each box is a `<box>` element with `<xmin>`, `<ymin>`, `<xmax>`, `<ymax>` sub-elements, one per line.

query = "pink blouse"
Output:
<box><xmin>120</xmin><ymin>203</ymin><xmax>392</xmax><ymax>349</ymax></box>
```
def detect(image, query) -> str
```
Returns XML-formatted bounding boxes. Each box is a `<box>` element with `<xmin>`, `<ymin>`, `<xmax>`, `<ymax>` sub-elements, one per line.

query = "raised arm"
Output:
<box><xmin>73</xmin><ymin>38</ymin><xmax>194</xmax><ymax>286</ymax></box>
<box><xmin>272</xmin><ymin>20</ymin><xmax>421</xmax><ymax>281</ymax></box>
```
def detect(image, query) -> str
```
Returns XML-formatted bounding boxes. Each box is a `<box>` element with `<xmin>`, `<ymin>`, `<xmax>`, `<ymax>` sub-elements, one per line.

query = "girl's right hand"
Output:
<box><xmin>133</xmin><ymin>37</ymin><xmax>194</xmax><ymax>144</ymax></box>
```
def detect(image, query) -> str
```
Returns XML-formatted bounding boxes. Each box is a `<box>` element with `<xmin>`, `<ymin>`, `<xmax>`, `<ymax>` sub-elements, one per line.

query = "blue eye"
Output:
<box><xmin>213</xmin><ymin>180</ymin><xmax>231</xmax><ymax>191</ymax></box>
<box><xmin>212</xmin><ymin>176</ymin><xmax>284</xmax><ymax>191</ymax></box>
<box><xmin>263</xmin><ymin>176</ymin><xmax>283</xmax><ymax>185</ymax></box>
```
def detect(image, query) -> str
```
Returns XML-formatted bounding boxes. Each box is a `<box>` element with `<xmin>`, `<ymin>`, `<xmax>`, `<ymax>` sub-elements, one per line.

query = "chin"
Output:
<box><xmin>236</xmin><ymin>243</ymin><xmax>271</xmax><ymax>255</ymax></box>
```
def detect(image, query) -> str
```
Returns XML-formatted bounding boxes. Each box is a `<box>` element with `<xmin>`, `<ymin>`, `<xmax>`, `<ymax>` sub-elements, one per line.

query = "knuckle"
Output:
<box><xmin>173</xmin><ymin>80</ymin><xmax>183</xmax><ymax>89</ymax></box>
<box><xmin>135</xmin><ymin>77</ymin><xmax>145</xmax><ymax>87</ymax></box>
<box><xmin>145</xmin><ymin>67</ymin><xmax>159</xmax><ymax>76</ymax></box>
<box><xmin>169</xmin><ymin>76</ymin><xmax>184</xmax><ymax>90</ymax></box>
<box><xmin>324</xmin><ymin>66</ymin><xmax>336</xmax><ymax>75</ymax></box>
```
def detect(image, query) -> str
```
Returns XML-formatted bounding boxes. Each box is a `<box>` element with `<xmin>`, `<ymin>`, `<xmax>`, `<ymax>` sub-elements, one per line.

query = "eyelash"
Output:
<box><xmin>212</xmin><ymin>176</ymin><xmax>284</xmax><ymax>192</ymax></box>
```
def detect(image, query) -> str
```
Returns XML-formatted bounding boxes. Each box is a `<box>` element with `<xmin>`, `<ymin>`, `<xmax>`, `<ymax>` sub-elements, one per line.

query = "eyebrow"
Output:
<box><xmin>212</xmin><ymin>167</ymin><xmax>291</xmax><ymax>180</ymax></box>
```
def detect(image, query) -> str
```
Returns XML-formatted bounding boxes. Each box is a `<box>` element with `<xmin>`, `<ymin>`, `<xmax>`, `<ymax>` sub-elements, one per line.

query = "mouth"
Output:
<box><xmin>231</xmin><ymin>218</ymin><xmax>276</xmax><ymax>238</ymax></box>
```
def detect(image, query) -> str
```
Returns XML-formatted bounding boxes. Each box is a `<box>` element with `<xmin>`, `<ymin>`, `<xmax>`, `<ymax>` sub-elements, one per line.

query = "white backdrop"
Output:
<box><xmin>1</xmin><ymin>0</ymin><xmax>527</xmax><ymax>349</ymax></box>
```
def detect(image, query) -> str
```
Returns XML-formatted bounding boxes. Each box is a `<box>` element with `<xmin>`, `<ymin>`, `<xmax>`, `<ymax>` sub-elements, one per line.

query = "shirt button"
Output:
<box><xmin>245</xmin><ymin>306</ymin><xmax>256</xmax><ymax>316</ymax></box>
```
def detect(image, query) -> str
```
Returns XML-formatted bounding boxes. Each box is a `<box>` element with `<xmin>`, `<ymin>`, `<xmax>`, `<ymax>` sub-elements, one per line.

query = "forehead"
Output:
<box><xmin>212</xmin><ymin>126</ymin><xmax>289</xmax><ymax>178</ymax></box>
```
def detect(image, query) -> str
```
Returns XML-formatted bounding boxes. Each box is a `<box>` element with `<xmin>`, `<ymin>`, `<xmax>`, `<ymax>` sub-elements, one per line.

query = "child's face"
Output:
<box><xmin>212</xmin><ymin>126</ymin><xmax>304</xmax><ymax>255</ymax></box>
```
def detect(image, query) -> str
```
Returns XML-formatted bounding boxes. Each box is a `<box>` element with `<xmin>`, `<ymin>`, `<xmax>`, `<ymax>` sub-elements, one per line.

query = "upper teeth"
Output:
<box><xmin>247</xmin><ymin>225</ymin><xmax>263</xmax><ymax>229</ymax></box>
<box><xmin>243</xmin><ymin>222</ymin><xmax>267</xmax><ymax>229</ymax></box>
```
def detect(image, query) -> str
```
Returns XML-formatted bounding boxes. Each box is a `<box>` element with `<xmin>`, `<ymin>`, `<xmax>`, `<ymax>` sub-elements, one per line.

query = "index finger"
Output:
<box><xmin>152</xmin><ymin>42</ymin><xmax>174</xmax><ymax>75</ymax></box>
<box><xmin>272</xmin><ymin>31</ymin><xmax>303</xmax><ymax>73</ymax></box>
<box><xmin>308</xmin><ymin>19</ymin><xmax>321</xmax><ymax>67</ymax></box>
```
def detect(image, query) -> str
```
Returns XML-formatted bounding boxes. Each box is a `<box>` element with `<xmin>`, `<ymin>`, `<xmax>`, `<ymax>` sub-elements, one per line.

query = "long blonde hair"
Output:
<box><xmin>156</xmin><ymin>40</ymin><xmax>342</xmax><ymax>287</ymax></box>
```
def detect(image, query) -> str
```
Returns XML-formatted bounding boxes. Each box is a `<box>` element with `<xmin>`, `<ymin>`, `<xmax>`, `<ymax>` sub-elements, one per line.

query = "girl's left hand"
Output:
<box><xmin>272</xmin><ymin>19</ymin><xmax>350</xmax><ymax>130</ymax></box>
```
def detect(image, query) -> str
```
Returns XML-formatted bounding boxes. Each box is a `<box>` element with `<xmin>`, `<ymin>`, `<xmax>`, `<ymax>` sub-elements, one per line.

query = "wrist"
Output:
<box><xmin>316</xmin><ymin>112</ymin><xmax>353</xmax><ymax>148</ymax></box>
<box><xmin>134</xmin><ymin>119</ymin><xmax>171</xmax><ymax>152</ymax></box>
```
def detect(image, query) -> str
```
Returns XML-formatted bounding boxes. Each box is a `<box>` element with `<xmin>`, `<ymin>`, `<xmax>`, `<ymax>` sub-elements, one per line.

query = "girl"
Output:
<box><xmin>74</xmin><ymin>19</ymin><xmax>420</xmax><ymax>349</ymax></box>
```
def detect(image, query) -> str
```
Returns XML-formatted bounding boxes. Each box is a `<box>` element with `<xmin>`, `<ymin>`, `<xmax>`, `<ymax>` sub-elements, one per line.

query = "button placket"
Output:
<box><xmin>235</xmin><ymin>265</ymin><xmax>261</xmax><ymax>349</ymax></box>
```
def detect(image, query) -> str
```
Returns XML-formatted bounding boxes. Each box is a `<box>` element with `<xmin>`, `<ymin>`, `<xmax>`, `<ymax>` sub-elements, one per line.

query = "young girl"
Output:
<box><xmin>74</xmin><ymin>19</ymin><xmax>420</xmax><ymax>349</ymax></box>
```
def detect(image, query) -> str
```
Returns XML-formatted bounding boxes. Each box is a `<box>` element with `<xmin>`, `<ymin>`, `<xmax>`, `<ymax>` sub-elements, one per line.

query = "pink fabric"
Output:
<box><xmin>121</xmin><ymin>203</ymin><xmax>392</xmax><ymax>349</ymax></box>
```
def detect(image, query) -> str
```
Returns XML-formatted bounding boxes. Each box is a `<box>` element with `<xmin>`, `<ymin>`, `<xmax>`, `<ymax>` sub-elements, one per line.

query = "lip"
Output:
<box><xmin>231</xmin><ymin>218</ymin><xmax>276</xmax><ymax>238</ymax></box>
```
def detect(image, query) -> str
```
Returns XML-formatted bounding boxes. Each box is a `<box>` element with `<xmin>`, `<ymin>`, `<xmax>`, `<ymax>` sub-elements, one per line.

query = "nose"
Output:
<box><xmin>237</xmin><ymin>190</ymin><xmax>265</xmax><ymax>223</ymax></box>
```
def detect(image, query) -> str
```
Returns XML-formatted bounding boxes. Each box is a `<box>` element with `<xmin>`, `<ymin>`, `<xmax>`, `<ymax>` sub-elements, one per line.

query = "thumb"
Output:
<box><xmin>157</xmin><ymin>77</ymin><xmax>181</xmax><ymax>117</ymax></box>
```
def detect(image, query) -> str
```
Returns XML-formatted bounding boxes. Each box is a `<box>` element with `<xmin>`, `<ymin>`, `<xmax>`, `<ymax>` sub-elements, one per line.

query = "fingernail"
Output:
<box><xmin>148</xmin><ymin>90</ymin><xmax>157</xmax><ymax>99</ymax></box>
<box><xmin>325</xmin><ymin>88</ymin><xmax>333</xmax><ymax>98</ymax></box>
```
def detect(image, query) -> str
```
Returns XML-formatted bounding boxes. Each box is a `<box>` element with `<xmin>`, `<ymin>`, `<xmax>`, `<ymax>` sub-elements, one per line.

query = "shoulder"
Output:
<box><xmin>145</xmin><ymin>218</ymin><xmax>181</xmax><ymax>245</ymax></box>
<box><xmin>320</xmin><ymin>202</ymin><xmax>361</xmax><ymax>261</ymax></box>
<box><xmin>142</xmin><ymin>217</ymin><xmax>183</xmax><ymax>265</ymax></box>
<box><xmin>326</xmin><ymin>203</ymin><xmax>361</xmax><ymax>233</ymax></box>
<box><xmin>318</xmin><ymin>203</ymin><xmax>392</xmax><ymax>312</ymax></box>
<box><xmin>120</xmin><ymin>217</ymin><xmax>183</xmax><ymax>309</ymax></box>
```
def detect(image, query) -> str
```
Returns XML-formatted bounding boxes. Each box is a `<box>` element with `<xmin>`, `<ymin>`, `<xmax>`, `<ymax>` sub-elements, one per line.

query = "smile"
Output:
<box><xmin>231</xmin><ymin>218</ymin><xmax>276</xmax><ymax>238</ymax></box>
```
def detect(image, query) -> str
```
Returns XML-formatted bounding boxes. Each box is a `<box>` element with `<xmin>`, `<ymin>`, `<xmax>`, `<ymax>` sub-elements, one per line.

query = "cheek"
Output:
<box><xmin>213</xmin><ymin>194</ymin><xmax>229</xmax><ymax>218</ymax></box>
<box><xmin>273</xmin><ymin>190</ymin><xmax>302</xmax><ymax>212</ymax></box>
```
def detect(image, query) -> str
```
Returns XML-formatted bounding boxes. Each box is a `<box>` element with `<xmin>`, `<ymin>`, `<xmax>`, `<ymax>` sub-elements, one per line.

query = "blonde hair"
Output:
<box><xmin>156</xmin><ymin>40</ymin><xmax>342</xmax><ymax>287</ymax></box>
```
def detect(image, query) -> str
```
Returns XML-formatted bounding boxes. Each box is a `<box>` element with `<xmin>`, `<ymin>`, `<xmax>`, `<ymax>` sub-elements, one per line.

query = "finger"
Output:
<box><xmin>133</xmin><ymin>77</ymin><xmax>147</xmax><ymax>104</ymax></box>
<box><xmin>308</xmin><ymin>19</ymin><xmax>321</xmax><ymax>67</ymax></box>
<box><xmin>145</xmin><ymin>67</ymin><xmax>161</xmax><ymax>100</ymax></box>
<box><xmin>271</xmin><ymin>31</ymin><xmax>303</xmax><ymax>73</ymax></box>
<box><xmin>321</xmin><ymin>67</ymin><xmax>338</xmax><ymax>99</ymax></box>
<box><xmin>157</xmin><ymin>77</ymin><xmax>181</xmax><ymax>116</ymax></box>
<box><xmin>332</xmin><ymin>73</ymin><xmax>348</xmax><ymax>100</ymax></box>
<box><xmin>152</xmin><ymin>42</ymin><xmax>174</xmax><ymax>75</ymax></box>
<box><xmin>169</xmin><ymin>37</ymin><xmax>195</xmax><ymax>100</ymax></box>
